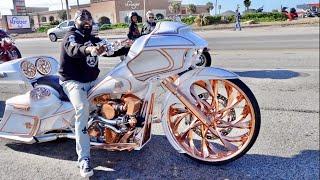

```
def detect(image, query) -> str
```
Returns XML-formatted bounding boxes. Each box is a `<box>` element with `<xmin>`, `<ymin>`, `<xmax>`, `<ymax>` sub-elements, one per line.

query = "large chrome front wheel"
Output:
<box><xmin>164</xmin><ymin>79</ymin><xmax>260</xmax><ymax>165</ymax></box>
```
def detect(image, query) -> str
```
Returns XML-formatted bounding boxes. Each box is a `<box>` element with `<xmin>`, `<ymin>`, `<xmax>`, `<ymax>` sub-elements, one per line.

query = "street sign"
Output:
<box><xmin>6</xmin><ymin>16</ymin><xmax>31</xmax><ymax>29</ymax></box>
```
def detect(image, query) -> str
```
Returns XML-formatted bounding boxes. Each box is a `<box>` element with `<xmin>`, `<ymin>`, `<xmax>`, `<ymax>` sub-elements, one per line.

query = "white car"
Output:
<box><xmin>47</xmin><ymin>20</ymin><xmax>99</xmax><ymax>42</ymax></box>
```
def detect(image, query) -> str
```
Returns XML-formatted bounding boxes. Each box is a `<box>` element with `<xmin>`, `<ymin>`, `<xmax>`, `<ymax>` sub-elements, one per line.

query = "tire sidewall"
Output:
<box><xmin>49</xmin><ymin>34</ymin><xmax>57</xmax><ymax>42</ymax></box>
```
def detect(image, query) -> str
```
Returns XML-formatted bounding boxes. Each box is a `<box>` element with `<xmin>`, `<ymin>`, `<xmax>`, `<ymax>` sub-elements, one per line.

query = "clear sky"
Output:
<box><xmin>0</xmin><ymin>0</ymin><xmax>318</xmax><ymax>15</ymax></box>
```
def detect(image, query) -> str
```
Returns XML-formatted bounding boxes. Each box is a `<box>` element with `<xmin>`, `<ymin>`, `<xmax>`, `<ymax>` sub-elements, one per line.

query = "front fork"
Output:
<box><xmin>161</xmin><ymin>77</ymin><xmax>219</xmax><ymax>136</ymax></box>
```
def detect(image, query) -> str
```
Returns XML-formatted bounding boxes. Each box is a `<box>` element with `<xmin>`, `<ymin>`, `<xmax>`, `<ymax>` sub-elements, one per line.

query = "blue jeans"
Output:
<box><xmin>61</xmin><ymin>80</ymin><xmax>96</xmax><ymax>162</ymax></box>
<box><xmin>235</xmin><ymin>21</ymin><xmax>242</xmax><ymax>31</ymax></box>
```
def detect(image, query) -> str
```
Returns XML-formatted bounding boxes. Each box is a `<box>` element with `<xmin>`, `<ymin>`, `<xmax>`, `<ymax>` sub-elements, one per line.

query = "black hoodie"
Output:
<box><xmin>59</xmin><ymin>27</ymin><xmax>102</xmax><ymax>83</ymax></box>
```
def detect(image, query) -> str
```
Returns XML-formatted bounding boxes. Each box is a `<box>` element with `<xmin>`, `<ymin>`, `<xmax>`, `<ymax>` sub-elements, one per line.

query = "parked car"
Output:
<box><xmin>47</xmin><ymin>20</ymin><xmax>99</xmax><ymax>42</ymax></box>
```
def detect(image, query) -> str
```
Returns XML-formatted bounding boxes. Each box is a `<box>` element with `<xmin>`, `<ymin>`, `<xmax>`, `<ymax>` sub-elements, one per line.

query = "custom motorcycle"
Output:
<box><xmin>0</xmin><ymin>22</ymin><xmax>260</xmax><ymax>164</ymax></box>
<box><xmin>0</xmin><ymin>30</ymin><xmax>22</xmax><ymax>63</ymax></box>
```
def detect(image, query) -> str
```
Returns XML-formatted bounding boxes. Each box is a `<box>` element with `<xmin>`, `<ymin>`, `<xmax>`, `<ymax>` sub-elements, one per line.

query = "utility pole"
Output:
<box><xmin>215</xmin><ymin>0</ymin><xmax>218</xmax><ymax>15</ymax></box>
<box><xmin>65</xmin><ymin>0</ymin><xmax>70</xmax><ymax>20</ymax></box>
<box><xmin>77</xmin><ymin>0</ymin><xmax>80</xmax><ymax>9</ymax></box>
<box><xmin>144</xmin><ymin>0</ymin><xmax>146</xmax><ymax>22</ymax></box>
<box><xmin>60</xmin><ymin>0</ymin><xmax>64</xmax><ymax>10</ymax></box>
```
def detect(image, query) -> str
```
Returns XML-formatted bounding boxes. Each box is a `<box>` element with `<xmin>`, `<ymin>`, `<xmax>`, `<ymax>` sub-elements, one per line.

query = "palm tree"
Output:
<box><xmin>187</xmin><ymin>4</ymin><xmax>197</xmax><ymax>14</ymax></box>
<box><xmin>244</xmin><ymin>0</ymin><xmax>251</xmax><ymax>11</ymax></box>
<box><xmin>169</xmin><ymin>2</ymin><xmax>181</xmax><ymax>15</ymax></box>
<box><xmin>206</xmin><ymin>2</ymin><xmax>214</xmax><ymax>13</ymax></box>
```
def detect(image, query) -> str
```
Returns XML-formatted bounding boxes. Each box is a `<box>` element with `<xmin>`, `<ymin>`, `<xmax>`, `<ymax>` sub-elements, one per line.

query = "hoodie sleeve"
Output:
<box><xmin>63</xmin><ymin>34</ymin><xmax>88</xmax><ymax>58</ymax></box>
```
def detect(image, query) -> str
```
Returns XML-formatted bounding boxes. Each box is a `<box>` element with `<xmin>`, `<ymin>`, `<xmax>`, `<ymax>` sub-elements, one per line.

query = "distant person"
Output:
<box><xmin>141</xmin><ymin>11</ymin><xmax>156</xmax><ymax>35</ymax></box>
<box><xmin>235</xmin><ymin>9</ymin><xmax>242</xmax><ymax>31</ymax></box>
<box><xmin>127</xmin><ymin>11</ymin><xmax>141</xmax><ymax>40</ymax></box>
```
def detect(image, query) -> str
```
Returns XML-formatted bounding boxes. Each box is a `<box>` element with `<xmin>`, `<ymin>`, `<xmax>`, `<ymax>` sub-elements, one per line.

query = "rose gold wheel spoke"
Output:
<box><xmin>178</xmin><ymin>120</ymin><xmax>202</xmax><ymax>139</ymax></box>
<box><xmin>219</xmin><ymin>94</ymin><xmax>244</xmax><ymax>115</ymax></box>
<box><xmin>211</xmin><ymin>80</ymin><xmax>219</xmax><ymax>111</ymax></box>
<box><xmin>217</xmin><ymin>120</ymin><xmax>251</xmax><ymax>129</ymax></box>
<box><xmin>187</xmin><ymin>130</ymin><xmax>198</xmax><ymax>155</ymax></box>
<box><xmin>201</xmin><ymin>125</ymin><xmax>210</xmax><ymax>158</ymax></box>
<box><xmin>190</xmin><ymin>85</ymin><xmax>206</xmax><ymax>111</ymax></box>
<box><xmin>172</xmin><ymin>112</ymin><xmax>189</xmax><ymax>131</ymax></box>
<box><xmin>169</xmin><ymin>106</ymin><xmax>188</xmax><ymax>116</ymax></box>
<box><xmin>208</xmin><ymin>127</ymin><xmax>238</xmax><ymax>151</ymax></box>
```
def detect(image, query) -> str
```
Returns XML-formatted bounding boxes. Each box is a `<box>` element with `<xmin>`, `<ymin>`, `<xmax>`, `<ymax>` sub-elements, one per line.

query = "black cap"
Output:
<box><xmin>74</xmin><ymin>9</ymin><xmax>93</xmax><ymax>21</ymax></box>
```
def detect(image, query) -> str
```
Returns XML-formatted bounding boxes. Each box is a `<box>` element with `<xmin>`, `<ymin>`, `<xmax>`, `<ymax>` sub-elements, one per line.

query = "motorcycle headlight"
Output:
<box><xmin>35</xmin><ymin>57</ymin><xmax>52</xmax><ymax>75</ymax></box>
<box><xmin>20</xmin><ymin>60</ymin><xmax>37</xmax><ymax>79</ymax></box>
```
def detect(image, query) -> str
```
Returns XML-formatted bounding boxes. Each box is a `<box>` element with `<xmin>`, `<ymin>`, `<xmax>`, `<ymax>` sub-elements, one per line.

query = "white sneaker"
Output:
<box><xmin>79</xmin><ymin>158</ymin><xmax>94</xmax><ymax>178</ymax></box>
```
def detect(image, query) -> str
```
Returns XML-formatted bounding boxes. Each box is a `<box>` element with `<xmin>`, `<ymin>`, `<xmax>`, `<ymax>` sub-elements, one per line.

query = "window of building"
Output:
<box><xmin>41</xmin><ymin>16</ymin><xmax>47</xmax><ymax>22</ymax></box>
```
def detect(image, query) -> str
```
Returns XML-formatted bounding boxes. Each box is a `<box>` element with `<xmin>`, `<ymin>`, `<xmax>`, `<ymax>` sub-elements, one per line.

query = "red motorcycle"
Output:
<box><xmin>0</xmin><ymin>29</ymin><xmax>22</xmax><ymax>63</ymax></box>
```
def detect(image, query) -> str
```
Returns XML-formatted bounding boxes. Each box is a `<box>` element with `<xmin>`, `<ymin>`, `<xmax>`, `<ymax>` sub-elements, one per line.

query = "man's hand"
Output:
<box><xmin>85</xmin><ymin>45</ymin><xmax>106</xmax><ymax>56</ymax></box>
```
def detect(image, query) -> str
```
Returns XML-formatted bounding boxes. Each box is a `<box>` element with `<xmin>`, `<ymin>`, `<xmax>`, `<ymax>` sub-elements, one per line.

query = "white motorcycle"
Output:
<box><xmin>0</xmin><ymin>22</ymin><xmax>260</xmax><ymax>164</ymax></box>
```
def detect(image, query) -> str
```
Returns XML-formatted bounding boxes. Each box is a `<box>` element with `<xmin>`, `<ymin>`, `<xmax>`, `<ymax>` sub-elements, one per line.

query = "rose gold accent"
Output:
<box><xmin>92</xmin><ymin>143</ymin><xmax>139</xmax><ymax>151</ymax></box>
<box><xmin>25</xmin><ymin>122</ymin><xmax>33</xmax><ymax>129</ymax></box>
<box><xmin>35</xmin><ymin>58</ymin><xmax>52</xmax><ymax>75</ymax></box>
<box><xmin>123</xmin><ymin>96</ymin><xmax>141</xmax><ymax>116</ymax></box>
<box><xmin>128</xmin><ymin>117</ymin><xmax>137</xmax><ymax>128</ymax></box>
<box><xmin>165</xmin><ymin>79</ymin><xmax>257</xmax><ymax>162</ymax></box>
<box><xmin>91</xmin><ymin>94</ymin><xmax>111</xmax><ymax>105</ymax></box>
<box><xmin>12</xmin><ymin>104</ymin><xmax>30</xmax><ymax>111</ymax></box>
<box><xmin>101</xmin><ymin>103</ymin><xmax>116</xmax><ymax>119</ymax></box>
<box><xmin>104</xmin><ymin>127</ymin><xmax>121</xmax><ymax>144</ymax></box>
<box><xmin>162</xmin><ymin>78</ymin><xmax>212</xmax><ymax>127</ymax></box>
<box><xmin>119</xmin><ymin>130</ymin><xmax>135</xmax><ymax>143</ymax></box>
<box><xmin>0</xmin><ymin>113</ymin><xmax>40</xmax><ymax>137</ymax></box>
<box><xmin>141</xmin><ymin>93</ymin><xmax>154</xmax><ymax>145</ymax></box>
<box><xmin>20</xmin><ymin>60</ymin><xmax>37</xmax><ymax>79</ymax></box>
<box><xmin>88</xmin><ymin>122</ymin><xmax>101</xmax><ymax>138</ymax></box>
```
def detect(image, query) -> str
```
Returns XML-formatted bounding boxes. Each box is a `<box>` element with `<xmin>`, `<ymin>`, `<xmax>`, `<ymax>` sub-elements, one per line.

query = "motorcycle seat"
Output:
<box><xmin>32</xmin><ymin>75</ymin><xmax>70</xmax><ymax>102</ymax></box>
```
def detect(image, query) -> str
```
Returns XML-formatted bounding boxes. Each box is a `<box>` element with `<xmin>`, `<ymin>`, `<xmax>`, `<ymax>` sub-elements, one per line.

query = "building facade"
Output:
<box><xmin>69</xmin><ymin>0</ymin><xmax>209</xmax><ymax>23</ymax></box>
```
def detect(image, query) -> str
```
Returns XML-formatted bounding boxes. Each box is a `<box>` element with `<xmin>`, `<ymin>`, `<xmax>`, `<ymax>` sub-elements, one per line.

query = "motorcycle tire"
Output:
<box><xmin>11</xmin><ymin>47</ymin><xmax>22</xmax><ymax>59</ymax></box>
<box><xmin>197</xmin><ymin>51</ymin><xmax>212</xmax><ymax>67</ymax></box>
<box><xmin>163</xmin><ymin>78</ymin><xmax>261</xmax><ymax>165</ymax></box>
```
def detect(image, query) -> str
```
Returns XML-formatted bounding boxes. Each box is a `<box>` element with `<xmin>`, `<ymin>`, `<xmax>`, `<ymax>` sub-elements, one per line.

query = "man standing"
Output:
<box><xmin>59</xmin><ymin>9</ymin><xmax>109</xmax><ymax>178</ymax></box>
<box><xmin>235</xmin><ymin>9</ymin><xmax>242</xmax><ymax>31</ymax></box>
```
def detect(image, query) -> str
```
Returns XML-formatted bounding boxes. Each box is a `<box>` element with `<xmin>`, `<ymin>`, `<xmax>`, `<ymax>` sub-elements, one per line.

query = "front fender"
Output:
<box><xmin>160</xmin><ymin>67</ymin><xmax>239</xmax><ymax>152</ymax></box>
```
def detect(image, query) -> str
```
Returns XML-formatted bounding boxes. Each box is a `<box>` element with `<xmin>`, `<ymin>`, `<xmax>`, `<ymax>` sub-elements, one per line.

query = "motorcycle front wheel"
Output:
<box><xmin>163</xmin><ymin>79</ymin><xmax>260</xmax><ymax>165</ymax></box>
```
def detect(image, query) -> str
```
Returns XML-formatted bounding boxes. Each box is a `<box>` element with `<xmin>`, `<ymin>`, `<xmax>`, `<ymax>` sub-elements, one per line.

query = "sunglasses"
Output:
<box><xmin>149</xmin><ymin>17</ymin><xmax>155</xmax><ymax>19</ymax></box>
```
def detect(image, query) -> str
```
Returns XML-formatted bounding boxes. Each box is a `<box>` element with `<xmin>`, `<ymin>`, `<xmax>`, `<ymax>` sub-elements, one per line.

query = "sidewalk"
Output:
<box><xmin>14</xmin><ymin>17</ymin><xmax>319</xmax><ymax>39</ymax></box>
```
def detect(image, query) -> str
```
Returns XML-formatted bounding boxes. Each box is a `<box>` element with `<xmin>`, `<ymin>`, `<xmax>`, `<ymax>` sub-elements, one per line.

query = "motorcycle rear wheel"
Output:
<box><xmin>164</xmin><ymin>79</ymin><xmax>260</xmax><ymax>165</ymax></box>
<box><xmin>197</xmin><ymin>51</ymin><xmax>212</xmax><ymax>67</ymax></box>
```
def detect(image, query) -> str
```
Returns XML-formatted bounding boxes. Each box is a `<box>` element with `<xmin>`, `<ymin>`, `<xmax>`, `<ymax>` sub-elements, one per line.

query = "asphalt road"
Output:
<box><xmin>0</xmin><ymin>26</ymin><xmax>319</xmax><ymax>180</ymax></box>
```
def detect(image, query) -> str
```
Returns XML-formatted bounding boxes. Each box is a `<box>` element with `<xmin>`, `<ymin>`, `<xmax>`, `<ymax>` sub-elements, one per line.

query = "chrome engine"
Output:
<box><xmin>88</xmin><ymin>94</ymin><xmax>143</xmax><ymax>144</ymax></box>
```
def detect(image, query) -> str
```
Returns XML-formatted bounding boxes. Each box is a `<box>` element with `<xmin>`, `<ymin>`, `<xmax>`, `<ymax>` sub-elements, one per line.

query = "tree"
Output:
<box><xmin>244</xmin><ymin>0</ymin><xmax>251</xmax><ymax>11</ymax></box>
<box><xmin>169</xmin><ymin>1</ymin><xmax>181</xmax><ymax>14</ymax></box>
<box><xmin>98</xmin><ymin>16</ymin><xmax>111</xmax><ymax>25</ymax></box>
<box><xmin>187</xmin><ymin>4</ymin><xmax>197</xmax><ymax>14</ymax></box>
<box><xmin>206</xmin><ymin>2</ymin><xmax>214</xmax><ymax>13</ymax></box>
<box><xmin>49</xmin><ymin>16</ymin><xmax>55</xmax><ymax>22</ymax></box>
<box><xmin>58</xmin><ymin>10</ymin><xmax>67</xmax><ymax>21</ymax></box>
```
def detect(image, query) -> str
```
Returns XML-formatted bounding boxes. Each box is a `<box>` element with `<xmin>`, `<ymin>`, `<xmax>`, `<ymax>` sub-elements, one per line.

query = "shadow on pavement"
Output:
<box><xmin>5</xmin><ymin>135</ymin><xmax>319</xmax><ymax>179</ymax></box>
<box><xmin>0</xmin><ymin>101</ymin><xmax>5</xmax><ymax>118</ymax></box>
<box><xmin>234</xmin><ymin>70</ymin><xmax>308</xmax><ymax>79</ymax></box>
